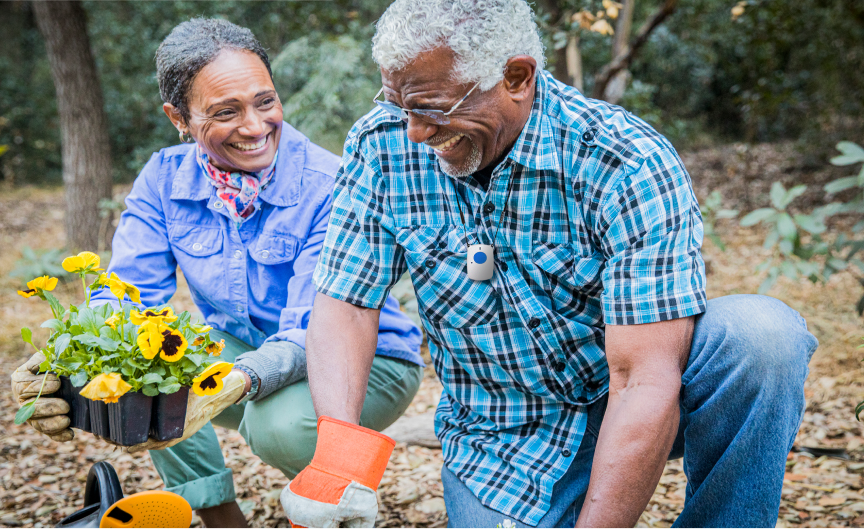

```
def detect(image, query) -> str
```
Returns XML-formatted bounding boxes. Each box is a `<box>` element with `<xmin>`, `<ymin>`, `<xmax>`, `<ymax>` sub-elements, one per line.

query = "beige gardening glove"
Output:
<box><xmin>126</xmin><ymin>370</ymin><xmax>246</xmax><ymax>453</ymax></box>
<box><xmin>11</xmin><ymin>352</ymin><xmax>74</xmax><ymax>442</ymax></box>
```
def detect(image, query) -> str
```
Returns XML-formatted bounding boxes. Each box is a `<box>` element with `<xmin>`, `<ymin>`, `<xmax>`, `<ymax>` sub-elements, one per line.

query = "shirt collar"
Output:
<box><xmin>171</xmin><ymin>121</ymin><xmax>308</xmax><ymax>206</ymax></box>
<box><xmin>506</xmin><ymin>70</ymin><xmax>562</xmax><ymax>172</ymax></box>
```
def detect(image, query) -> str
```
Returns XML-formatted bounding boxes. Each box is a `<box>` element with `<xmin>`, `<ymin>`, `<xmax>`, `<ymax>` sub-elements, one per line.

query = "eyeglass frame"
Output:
<box><xmin>373</xmin><ymin>81</ymin><xmax>481</xmax><ymax>126</ymax></box>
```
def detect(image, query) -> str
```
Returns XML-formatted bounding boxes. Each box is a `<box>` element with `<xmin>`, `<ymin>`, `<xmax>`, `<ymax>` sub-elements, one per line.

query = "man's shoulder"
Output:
<box><xmin>540</xmin><ymin>72</ymin><xmax>679</xmax><ymax>173</ymax></box>
<box><xmin>345</xmin><ymin>107</ymin><xmax>409</xmax><ymax>157</ymax></box>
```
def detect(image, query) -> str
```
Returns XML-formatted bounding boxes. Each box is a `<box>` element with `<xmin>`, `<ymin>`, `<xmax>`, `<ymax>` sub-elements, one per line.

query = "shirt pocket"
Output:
<box><xmin>398</xmin><ymin>226</ymin><xmax>499</xmax><ymax>328</ymax></box>
<box><xmin>247</xmin><ymin>233</ymin><xmax>299</xmax><ymax>266</ymax></box>
<box><xmin>168</xmin><ymin>225</ymin><xmax>225</xmax><ymax>296</ymax></box>
<box><xmin>532</xmin><ymin>240</ymin><xmax>604</xmax><ymax>319</ymax></box>
<box><xmin>169</xmin><ymin>225</ymin><xmax>224</xmax><ymax>257</ymax></box>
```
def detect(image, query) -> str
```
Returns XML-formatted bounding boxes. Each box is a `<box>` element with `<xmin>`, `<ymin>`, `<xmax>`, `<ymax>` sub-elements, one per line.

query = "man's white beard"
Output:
<box><xmin>438</xmin><ymin>137</ymin><xmax>482</xmax><ymax>178</ymax></box>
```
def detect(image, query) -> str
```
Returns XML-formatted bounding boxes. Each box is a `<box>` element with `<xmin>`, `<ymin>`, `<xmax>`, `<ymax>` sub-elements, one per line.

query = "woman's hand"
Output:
<box><xmin>11</xmin><ymin>352</ymin><xmax>74</xmax><ymax>442</ymax></box>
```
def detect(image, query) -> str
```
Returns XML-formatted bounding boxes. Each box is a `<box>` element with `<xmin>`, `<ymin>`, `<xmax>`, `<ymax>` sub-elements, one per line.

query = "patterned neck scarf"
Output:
<box><xmin>195</xmin><ymin>145</ymin><xmax>278</xmax><ymax>224</ymax></box>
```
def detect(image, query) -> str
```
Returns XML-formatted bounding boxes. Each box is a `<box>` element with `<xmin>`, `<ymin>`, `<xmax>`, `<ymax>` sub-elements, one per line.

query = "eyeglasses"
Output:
<box><xmin>373</xmin><ymin>81</ymin><xmax>480</xmax><ymax>125</ymax></box>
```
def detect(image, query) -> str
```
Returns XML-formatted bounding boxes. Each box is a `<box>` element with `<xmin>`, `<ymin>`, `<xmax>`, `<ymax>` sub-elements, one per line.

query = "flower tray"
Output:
<box><xmin>108</xmin><ymin>392</ymin><xmax>153</xmax><ymax>446</ymax></box>
<box><xmin>57</xmin><ymin>375</ymin><xmax>91</xmax><ymax>432</ymax></box>
<box><xmin>89</xmin><ymin>399</ymin><xmax>111</xmax><ymax>438</ymax></box>
<box><xmin>150</xmin><ymin>387</ymin><xmax>189</xmax><ymax>441</ymax></box>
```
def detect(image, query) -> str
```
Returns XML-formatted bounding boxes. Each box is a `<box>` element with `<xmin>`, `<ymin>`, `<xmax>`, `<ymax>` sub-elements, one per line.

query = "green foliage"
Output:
<box><xmin>740</xmin><ymin>142</ymin><xmax>864</xmax><ymax>296</ymax></box>
<box><xmin>700</xmin><ymin>191</ymin><xmax>738</xmax><ymax>251</ymax></box>
<box><xmin>272</xmin><ymin>30</ymin><xmax>381</xmax><ymax>154</ymax></box>
<box><xmin>10</xmin><ymin>246</ymin><xmax>72</xmax><ymax>281</ymax></box>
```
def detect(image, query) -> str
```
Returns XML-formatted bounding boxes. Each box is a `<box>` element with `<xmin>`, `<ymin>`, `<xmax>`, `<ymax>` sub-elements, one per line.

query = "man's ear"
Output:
<box><xmin>162</xmin><ymin>103</ymin><xmax>186</xmax><ymax>133</ymax></box>
<box><xmin>502</xmin><ymin>55</ymin><xmax>537</xmax><ymax>101</ymax></box>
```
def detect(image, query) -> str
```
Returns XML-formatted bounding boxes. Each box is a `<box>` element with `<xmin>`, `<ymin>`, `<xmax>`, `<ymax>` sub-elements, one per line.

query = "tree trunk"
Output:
<box><xmin>603</xmin><ymin>0</ymin><xmax>635</xmax><ymax>104</ymax></box>
<box><xmin>566</xmin><ymin>33</ymin><xmax>583</xmax><ymax>92</ymax></box>
<box><xmin>32</xmin><ymin>0</ymin><xmax>113</xmax><ymax>252</ymax></box>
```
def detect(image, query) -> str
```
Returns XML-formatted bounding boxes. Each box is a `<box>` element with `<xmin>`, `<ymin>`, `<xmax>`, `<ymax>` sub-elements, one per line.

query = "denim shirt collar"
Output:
<box><xmin>170</xmin><ymin>121</ymin><xmax>309</xmax><ymax>207</ymax></box>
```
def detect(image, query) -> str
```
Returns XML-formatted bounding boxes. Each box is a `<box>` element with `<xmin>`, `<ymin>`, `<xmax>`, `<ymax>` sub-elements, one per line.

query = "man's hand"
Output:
<box><xmin>576</xmin><ymin>317</ymin><xmax>694</xmax><ymax>528</ymax></box>
<box><xmin>11</xmin><ymin>352</ymin><xmax>74</xmax><ymax>442</ymax></box>
<box><xmin>127</xmin><ymin>370</ymin><xmax>245</xmax><ymax>453</ymax></box>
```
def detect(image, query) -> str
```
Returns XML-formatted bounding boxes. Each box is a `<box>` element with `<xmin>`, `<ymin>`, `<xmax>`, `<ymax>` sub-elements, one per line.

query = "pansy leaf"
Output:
<box><xmin>142</xmin><ymin>384</ymin><xmax>159</xmax><ymax>397</ymax></box>
<box><xmin>121</xmin><ymin>364</ymin><xmax>135</xmax><ymax>377</ymax></box>
<box><xmin>21</xmin><ymin>328</ymin><xmax>33</xmax><ymax>347</ymax></box>
<box><xmin>158</xmin><ymin>376</ymin><xmax>180</xmax><ymax>394</ymax></box>
<box><xmin>77</xmin><ymin>308</ymin><xmax>101</xmax><ymax>335</ymax></box>
<box><xmin>142</xmin><ymin>373</ymin><xmax>164</xmax><ymax>385</ymax></box>
<box><xmin>152</xmin><ymin>365</ymin><xmax>166</xmax><ymax>377</ymax></box>
<box><xmin>70</xmin><ymin>370</ymin><xmax>89</xmax><ymax>387</ymax></box>
<box><xmin>14</xmin><ymin>402</ymin><xmax>36</xmax><ymax>425</ymax></box>
<box><xmin>41</xmin><ymin>319</ymin><xmax>65</xmax><ymax>333</ymax></box>
<box><xmin>53</xmin><ymin>333</ymin><xmax>72</xmax><ymax>357</ymax></box>
<box><xmin>100</xmin><ymin>326</ymin><xmax>120</xmax><ymax>341</ymax></box>
<box><xmin>43</xmin><ymin>292</ymin><xmax>65</xmax><ymax>321</ymax></box>
<box><xmin>73</xmin><ymin>334</ymin><xmax>119</xmax><ymax>352</ymax></box>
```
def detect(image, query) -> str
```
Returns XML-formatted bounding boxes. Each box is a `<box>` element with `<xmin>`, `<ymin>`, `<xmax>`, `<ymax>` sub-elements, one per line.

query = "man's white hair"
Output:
<box><xmin>372</xmin><ymin>0</ymin><xmax>546</xmax><ymax>92</ymax></box>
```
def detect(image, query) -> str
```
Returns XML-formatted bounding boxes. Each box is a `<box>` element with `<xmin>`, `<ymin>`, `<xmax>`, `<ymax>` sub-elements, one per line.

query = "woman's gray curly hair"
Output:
<box><xmin>372</xmin><ymin>0</ymin><xmax>545</xmax><ymax>92</ymax></box>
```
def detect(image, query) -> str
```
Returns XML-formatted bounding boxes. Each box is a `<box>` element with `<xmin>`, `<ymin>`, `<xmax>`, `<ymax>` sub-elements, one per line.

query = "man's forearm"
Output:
<box><xmin>306</xmin><ymin>293</ymin><xmax>381</xmax><ymax>424</ymax></box>
<box><xmin>576</xmin><ymin>381</ymin><xmax>681</xmax><ymax>527</ymax></box>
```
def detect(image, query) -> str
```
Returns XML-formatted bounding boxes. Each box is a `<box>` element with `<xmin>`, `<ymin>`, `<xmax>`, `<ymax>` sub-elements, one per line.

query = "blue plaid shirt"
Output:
<box><xmin>314</xmin><ymin>71</ymin><xmax>706</xmax><ymax>524</ymax></box>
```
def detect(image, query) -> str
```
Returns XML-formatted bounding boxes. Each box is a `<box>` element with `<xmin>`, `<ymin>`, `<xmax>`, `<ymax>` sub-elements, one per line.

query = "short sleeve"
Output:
<box><xmin>599</xmin><ymin>147</ymin><xmax>706</xmax><ymax>325</ymax></box>
<box><xmin>312</xmin><ymin>129</ymin><xmax>406</xmax><ymax>309</ymax></box>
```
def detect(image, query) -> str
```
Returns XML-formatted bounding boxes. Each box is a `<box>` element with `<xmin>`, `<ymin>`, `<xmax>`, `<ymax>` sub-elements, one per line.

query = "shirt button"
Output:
<box><xmin>425</xmin><ymin>258</ymin><xmax>436</xmax><ymax>269</ymax></box>
<box><xmin>260</xmin><ymin>250</ymin><xmax>270</xmax><ymax>259</ymax></box>
<box><xmin>554</xmin><ymin>361</ymin><xmax>566</xmax><ymax>372</ymax></box>
<box><xmin>234</xmin><ymin>250</ymin><xmax>243</xmax><ymax>259</ymax></box>
<box><xmin>562</xmin><ymin>448</ymin><xmax>572</xmax><ymax>458</ymax></box>
<box><xmin>582</xmin><ymin>130</ymin><xmax>595</xmax><ymax>142</ymax></box>
<box><xmin>528</xmin><ymin>317</ymin><xmax>541</xmax><ymax>329</ymax></box>
<box><xmin>192</xmin><ymin>243</ymin><xmax>202</xmax><ymax>251</ymax></box>
<box><xmin>483</xmin><ymin>202</ymin><xmax>495</xmax><ymax>214</ymax></box>
<box><xmin>214</xmin><ymin>201</ymin><xmax>224</xmax><ymax>209</ymax></box>
<box><xmin>235</xmin><ymin>305</ymin><xmax>244</xmax><ymax>313</ymax></box>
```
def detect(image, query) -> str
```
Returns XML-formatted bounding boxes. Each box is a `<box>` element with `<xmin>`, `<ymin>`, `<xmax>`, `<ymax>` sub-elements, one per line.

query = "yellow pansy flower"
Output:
<box><xmin>62</xmin><ymin>251</ymin><xmax>103</xmax><ymax>274</ymax></box>
<box><xmin>192</xmin><ymin>362</ymin><xmax>233</xmax><ymax>396</ymax></box>
<box><xmin>129</xmin><ymin>307</ymin><xmax>178</xmax><ymax>325</ymax></box>
<box><xmin>18</xmin><ymin>275</ymin><xmax>59</xmax><ymax>298</ymax></box>
<box><xmin>137</xmin><ymin>321</ymin><xmax>164</xmax><ymax>360</ymax></box>
<box><xmin>158</xmin><ymin>327</ymin><xmax>188</xmax><ymax>362</ymax></box>
<box><xmin>107</xmin><ymin>273</ymin><xmax>141</xmax><ymax>304</ymax></box>
<box><xmin>90</xmin><ymin>272</ymin><xmax>109</xmax><ymax>289</ymax></box>
<box><xmin>191</xmin><ymin>335</ymin><xmax>205</xmax><ymax>347</ymax></box>
<box><xmin>189</xmin><ymin>323</ymin><xmax>213</xmax><ymax>334</ymax></box>
<box><xmin>105</xmin><ymin>313</ymin><xmax>121</xmax><ymax>330</ymax></box>
<box><xmin>80</xmin><ymin>373</ymin><xmax>132</xmax><ymax>404</ymax></box>
<box><xmin>205</xmin><ymin>339</ymin><xmax>225</xmax><ymax>357</ymax></box>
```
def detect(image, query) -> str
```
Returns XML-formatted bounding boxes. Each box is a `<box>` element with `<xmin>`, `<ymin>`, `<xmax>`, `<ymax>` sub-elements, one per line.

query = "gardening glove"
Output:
<box><xmin>280</xmin><ymin>417</ymin><xmax>396</xmax><ymax>528</ymax></box>
<box><xmin>11</xmin><ymin>352</ymin><xmax>74</xmax><ymax>442</ymax></box>
<box><xmin>126</xmin><ymin>370</ymin><xmax>246</xmax><ymax>453</ymax></box>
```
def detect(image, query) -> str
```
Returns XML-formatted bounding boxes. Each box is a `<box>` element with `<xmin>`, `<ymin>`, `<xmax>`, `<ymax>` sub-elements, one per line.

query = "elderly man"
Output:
<box><xmin>280</xmin><ymin>1</ymin><xmax>819</xmax><ymax>527</ymax></box>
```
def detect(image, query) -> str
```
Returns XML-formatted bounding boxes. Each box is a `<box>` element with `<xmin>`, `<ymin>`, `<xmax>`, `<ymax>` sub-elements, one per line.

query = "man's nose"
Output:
<box><xmin>405</xmin><ymin>115</ymin><xmax>439</xmax><ymax>144</ymax></box>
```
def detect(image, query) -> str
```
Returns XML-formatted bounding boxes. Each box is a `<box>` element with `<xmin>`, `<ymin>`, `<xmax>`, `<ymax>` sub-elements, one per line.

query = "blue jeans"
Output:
<box><xmin>443</xmin><ymin>295</ymin><xmax>819</xmax><ymax>527</ymax></box>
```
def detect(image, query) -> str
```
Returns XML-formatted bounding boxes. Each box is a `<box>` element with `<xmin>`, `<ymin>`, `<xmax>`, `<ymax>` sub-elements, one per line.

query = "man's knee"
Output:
<box><xmin>694</xmin><ymin>294</ymin><xmax>818</xmax><ymax>384</ymax></box>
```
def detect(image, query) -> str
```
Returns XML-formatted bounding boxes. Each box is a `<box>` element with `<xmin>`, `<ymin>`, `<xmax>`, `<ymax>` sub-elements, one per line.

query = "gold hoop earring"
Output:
<box><xmin>179</xmin><ymin>130</ymin><xmax>195</xmax><ymax>144</ymax></box>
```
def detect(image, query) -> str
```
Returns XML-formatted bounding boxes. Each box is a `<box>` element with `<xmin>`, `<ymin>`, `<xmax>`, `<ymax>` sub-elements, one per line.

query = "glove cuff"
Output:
<box><xmin>310</xmin><ymin>416</ymin><xmax>395</xmax><ymax>490</ymax></box>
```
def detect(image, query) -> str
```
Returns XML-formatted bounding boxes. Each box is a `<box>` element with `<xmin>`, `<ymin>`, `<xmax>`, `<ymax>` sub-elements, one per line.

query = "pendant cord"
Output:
<box><xmin>453</xmin><ymin>170</ymin><xmax>515</xmax><ymax>249</ymax></box>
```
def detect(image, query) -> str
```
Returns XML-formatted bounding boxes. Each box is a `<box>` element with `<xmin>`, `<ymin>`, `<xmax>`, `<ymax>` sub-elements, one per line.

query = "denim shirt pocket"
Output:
<box><xmin>247</xmin><ymin>233</ymin><xmax>299</xmax><ymax>265</ymax></box>
<box><xmin>169</xmin><ymin>225</ymin><xmax>224</xmax><ymax>257</ymax></box>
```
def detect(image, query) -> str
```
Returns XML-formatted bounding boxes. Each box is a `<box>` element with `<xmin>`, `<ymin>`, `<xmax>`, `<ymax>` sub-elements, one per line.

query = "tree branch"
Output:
<box><xmin>592</xmin><ymin>0</ymin><xmax>678</xmax><ymax>101</ymax></box>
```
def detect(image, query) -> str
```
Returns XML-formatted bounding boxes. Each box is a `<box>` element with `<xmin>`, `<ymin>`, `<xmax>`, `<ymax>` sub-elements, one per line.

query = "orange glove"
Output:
<box><xmin>280</xmin><ymin>416</ymin><xmax>395</xmax><ymax>528</ymax></box>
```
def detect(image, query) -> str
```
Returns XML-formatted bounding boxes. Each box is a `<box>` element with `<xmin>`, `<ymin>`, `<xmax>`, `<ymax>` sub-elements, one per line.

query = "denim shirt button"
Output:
<box><xmin>234</xmin><ymin>250</ymin><xmax>243</xmax><ymax>259</ymax></box>
<box><xmin>235</xmin><ymin>305</ymin><xmax>244</xmax><ymax>313</ymax></box>
<box><xmin>192</xmin><ymin>243</ymin><xmax>202</xmax><ymax>251</ymax></box>
<box><xmin>214</xmin><ymin>201</ymin><xmax>224</xmax><ymax>209</ymax></box>
<box><xmin>260</xmin><ymin>250</ymin><xmax>270</xmax><ymax>259</ymax></box>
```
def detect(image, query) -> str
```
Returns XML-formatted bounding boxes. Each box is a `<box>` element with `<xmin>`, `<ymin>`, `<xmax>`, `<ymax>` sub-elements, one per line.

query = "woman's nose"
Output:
<box><xmin>239</xmin><ymin>111</ymin><xmax>267</xmax><ymax>137</ymax></box>
<box><xmin>405</xmin><ymin>115</ymin><xmax>439</xmax><ymax>145</ymax></box>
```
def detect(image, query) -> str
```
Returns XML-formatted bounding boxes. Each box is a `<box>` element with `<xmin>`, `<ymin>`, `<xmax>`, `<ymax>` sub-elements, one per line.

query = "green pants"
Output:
<box><xmin>149</xmin><ymin>331</ymin><xmax>424</xmax><ymax>510</ymax></box>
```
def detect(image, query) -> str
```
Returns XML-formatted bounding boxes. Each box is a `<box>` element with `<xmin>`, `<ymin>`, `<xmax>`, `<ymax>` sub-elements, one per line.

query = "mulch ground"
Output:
<box><xmin>0</xmin><ymin>141</ymin><xmax>862</xmax><ymax>528</ymax></box>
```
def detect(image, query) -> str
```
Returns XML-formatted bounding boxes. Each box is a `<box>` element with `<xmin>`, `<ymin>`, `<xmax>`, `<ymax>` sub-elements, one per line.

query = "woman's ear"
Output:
<box><xmin>162</xmin><ymin>103</ymin><xmax>186</xmax><ymax>133</ymax></box>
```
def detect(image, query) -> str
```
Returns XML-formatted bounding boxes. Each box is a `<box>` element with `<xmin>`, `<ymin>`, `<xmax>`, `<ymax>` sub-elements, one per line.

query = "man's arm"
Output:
<box><xmin>306</xmin><ymin>293</ymin><xmax>382</xmax><ymax>424</ymax></box>
<box><xmin>576</xmin><ymin>316</ymin><xmax>694</xmax><ymax>528</ymax></box>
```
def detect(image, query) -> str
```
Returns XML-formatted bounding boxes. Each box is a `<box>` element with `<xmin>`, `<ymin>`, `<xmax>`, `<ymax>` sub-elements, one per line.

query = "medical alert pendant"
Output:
<box><xmin>467</xmin><ymin>244</ymin><xmax>495</xmax><ymax>281</ymax></box>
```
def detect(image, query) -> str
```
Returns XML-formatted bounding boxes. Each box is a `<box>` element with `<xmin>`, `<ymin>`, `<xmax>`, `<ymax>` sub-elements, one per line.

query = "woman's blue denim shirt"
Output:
<box><xmin>91</xmin><ymin>122</ymin><xmax>423</xmax><ymax>366</ymax></box>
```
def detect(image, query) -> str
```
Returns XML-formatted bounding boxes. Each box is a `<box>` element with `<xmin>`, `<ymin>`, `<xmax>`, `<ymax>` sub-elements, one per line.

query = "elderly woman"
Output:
<box><xmin>12</xmin><ymin>18</ymin><xmax>423</xmax><ymax>528</ymax></box>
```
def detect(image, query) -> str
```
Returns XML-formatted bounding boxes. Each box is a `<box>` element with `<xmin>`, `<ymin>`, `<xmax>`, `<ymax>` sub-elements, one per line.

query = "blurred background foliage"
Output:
<box><xmin>0</xmin><ymin>0</ymin><xmax>861</xmax><ymax>185</ymax></box>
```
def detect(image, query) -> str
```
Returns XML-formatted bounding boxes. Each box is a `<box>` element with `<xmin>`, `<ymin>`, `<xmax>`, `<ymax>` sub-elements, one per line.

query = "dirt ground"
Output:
<box><xmin>0</xmin><ymin>142</ymin><xmax>862</xmax><ymax>528</ymax></box>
